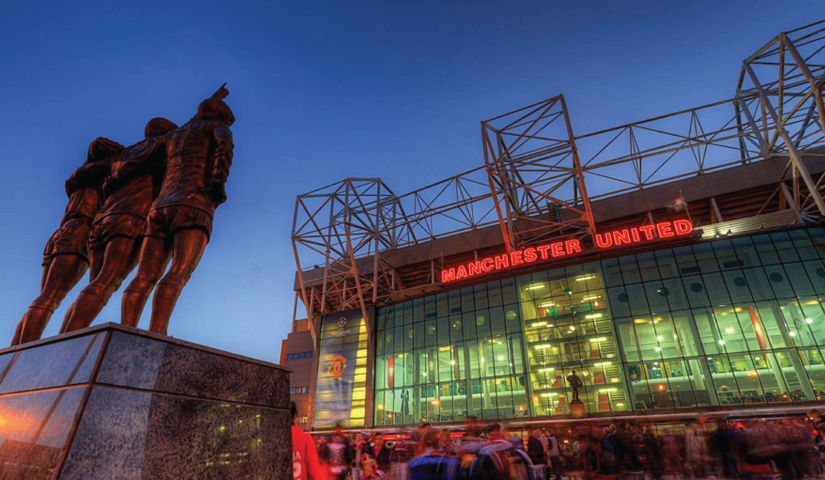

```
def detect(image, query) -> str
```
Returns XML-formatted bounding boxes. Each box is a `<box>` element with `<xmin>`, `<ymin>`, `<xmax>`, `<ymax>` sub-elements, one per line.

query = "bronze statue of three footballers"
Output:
<box><xmin>12</xmin><ymin>85</ymin><xmax>234</xmax><ymax>345</ymax></box>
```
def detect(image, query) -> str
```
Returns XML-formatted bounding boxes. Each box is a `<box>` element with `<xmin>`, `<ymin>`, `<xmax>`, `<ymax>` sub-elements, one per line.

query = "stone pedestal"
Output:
<box><xmin>569</xmin><ymin>399</ymin><xmax>586</xmax><ymax>419</ymax></box>
<box><xmin>0</xmin><ymin>323</ymin><xmax>292</xmax><ymax>479</ymax></box>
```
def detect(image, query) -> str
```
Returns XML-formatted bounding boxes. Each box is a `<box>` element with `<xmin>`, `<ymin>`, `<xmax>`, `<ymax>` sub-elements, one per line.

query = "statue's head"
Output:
<box><xmin>87</xmin><ymin>137</ymin><xmax>125</xmax><ymax>163</ymax></box>
<box><xmin>195</xmin><ymin>83</ymin><xmax>235</xmax><ymax>126</ymax></box>
<box><xmin>144</xmin><ymin>117</ymin><xmax>177</xmax><ymax>138</ymax></box>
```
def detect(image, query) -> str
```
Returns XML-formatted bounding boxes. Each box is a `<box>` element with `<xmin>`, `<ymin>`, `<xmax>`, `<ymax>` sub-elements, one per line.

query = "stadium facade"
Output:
<box><xmin>289</xmin><ymin>20</ymin><xmax>825</xmax><ymax>431</ymax></box>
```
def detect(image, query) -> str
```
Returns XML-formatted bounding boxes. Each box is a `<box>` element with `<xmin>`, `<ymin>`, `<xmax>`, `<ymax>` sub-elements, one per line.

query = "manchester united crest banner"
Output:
<box><xmin>312</xmin><ymin>310</ymin><xmax>368</xmax><ymax>429</ymax></box>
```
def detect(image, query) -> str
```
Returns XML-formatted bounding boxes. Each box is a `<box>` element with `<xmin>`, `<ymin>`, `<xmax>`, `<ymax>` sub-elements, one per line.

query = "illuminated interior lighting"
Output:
<box><xmin>725</xmin><ymin>327</ymin><xmax>734</xmax><ymax>334</ymax></box>
<box><xmin>611</xmin><ymin>378</ymin><xmax>620</xmax><ymax>383</ymax></box>
<box><xmin>806</xmin><ymin>318</ymin><xmax>814</xmax><ymax>324</ymax></box>
<box><xmin>378</xmin><ymin>404</ymin><xmax>384</xmax><ymax>410</ymax></box>
<box><xmin>583</xmin><ymin>296</ymin><xmax>601</xmax><ymax>301</ymax></box>
<box><xmin>450</xmin><ymin>360</ymin><xmax>455</xmax><ymax>365</ymax></box>
<box><xmin>531</xmin><ymin>322</ymin><xmax>547</xmax><ymax>327</ymax></box>
<box><xmin>593</xmin><ymin>362</ymin><xmax>612</xmax><ymax>366</ymax></box>
<box><xmin>589</xmin><ymin>337</ymin><xmax>607</xmax><ymax>342</ymax></box>
<box><xmin>497</xmin><ymin>355</ymin><xmax>504</xmax><ymax>361</ymax></box>
<box><xmin>538</xmin><ymin>303</ymin><xmax>555</xmax><ymax>308</ymax></box>
<box><xmin>540</xmin><ymin>393</ymin><xmax>559</xmax><ymax>397</ymax></box>
<box><xmin>656</xmin><ymin>335</ymin><xmax>663</xmax><ymax>341</ymax></box>
<box><xmin>616</xmin><ymin>403</ymin><xmax>625</xmax><ymax>407</ymax></box>
<box><xmin>585</xmin><ymin>314</ymin><xmax>603</xmax><ymax>319</ymax></box>
<box><xmin>537</xmin><ymin>367</ymin><xmax>555</xmax><ymax>372</ymax></box>
<box><xmin>599</xmin><ymin>388</ymin><xmax>617</xmax><ymax>393</ymax></box>
<box><xmin>655</xmin><ymin>347</ymin><xmax>662</xmax><ymax>352</ymax></box>
<box><xmin>534</xmin><ymin>344</ymin><xmax>552</xmax><ymax>350</ymax></box>
<box><xmin>718</xmin><ymin>340</ymin><xmax>725</xmax><ymax>345</ymax></box>
<box><xmin>526</xmin><ymin>284</ymin><xmax>546</xmax><ymax>290</ymax></box>
<box><xmin>575</xmin><ymin>276</ymin><xmax>595</xmax><ymax>282</ymax></box>
<box><xmin>789</xmin><ymin>331</ymin><xmax>797</xmax><ymax>337</ymax></box>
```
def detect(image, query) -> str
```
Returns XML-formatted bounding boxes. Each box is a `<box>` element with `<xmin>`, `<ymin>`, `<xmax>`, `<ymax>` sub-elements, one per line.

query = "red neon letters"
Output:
<box><xmin>441</xmin><ymin>219</ymin><xmax>694</xmax><ymax>283</ymax></box>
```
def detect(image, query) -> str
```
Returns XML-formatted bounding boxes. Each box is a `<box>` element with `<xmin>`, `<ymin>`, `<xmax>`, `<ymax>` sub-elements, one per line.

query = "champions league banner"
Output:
<box><xmin>312</xmin><ymin>309</ymin><xmax>367</xmax><ymax>429</ymax></box>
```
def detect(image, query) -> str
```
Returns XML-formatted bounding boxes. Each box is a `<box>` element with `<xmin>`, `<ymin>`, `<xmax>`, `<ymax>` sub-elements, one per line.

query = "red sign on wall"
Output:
<box><xmin>441</xmin><ymin>219</ymin><xmax>693</xmax><ymax>284</ymax></box>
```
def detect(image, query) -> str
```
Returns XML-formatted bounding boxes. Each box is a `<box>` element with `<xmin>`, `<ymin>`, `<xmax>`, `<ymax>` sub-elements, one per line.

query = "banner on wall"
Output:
<box><xmin>312</xmin><ymin>309</ymin><xmax>366</xmax><ymax>429</ymax></box>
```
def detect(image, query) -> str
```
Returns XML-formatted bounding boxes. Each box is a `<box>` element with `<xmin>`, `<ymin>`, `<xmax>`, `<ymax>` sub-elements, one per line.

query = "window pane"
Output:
<box><xmin>637</xmin><ymin>252</ymin><xmax>661</xmax><ymax>282</ymax></box>
<box><xmin>619</xmin><ymin>255</ymin><xmax>642</xmax><ymax>284</ymax></box>
<box><xmin>602</xmin><ymin>258</ymin><xmax>624</xmax><ymax>287</ymax></box>
<box><xmin>682</xmin><ymin>276</ymin><xmax>710</xmax><ymax>308</ymax></box>
<box><xmin>703</xmin><ymin>273</ymin><xmax>732</xmax><ymax>306</ymax></box>
<box><xmin>802</xmin><ymin>260</ymin><xmax>825</xmax><ymax>294</ymax></box>
<box><xmin>743</xmin><ymin>267</ymin><xmax>774</xmax><ymax>301</ymax></box>
<box><xmin>789</xmin><ymin>229</ymin><xmax>819</xmax><ymax>260</ymax></box>
<box><xmin>722</xmin><ymin>270</ymin><xmax>753</xmax><ymax>303</ymax></box>
<box><xmin>450</xmin><ymin>316</ymin><xmax>463</xmax><ymax>343</ymax></box>
<box><xmin>785</xmin><ymin>263</ymin><xmax>815</xmax><ymax>296</ymax></box>
<box><xmin>753</xmin><ymin>234</ymin><xmax>780</xmax><ymax>265</ymax></box>
<box><xmin>692</xmin><ymin>243</ymin><xmax>719</xmax><ymax>273</ymax></box>
<box><xmin>694</xmin><ymin>309</ymin><xmax>723</xmax><ymax>355</ymax></box>
<box><xmin>655</xmin><ymin>249</ymin><xmax>680</xmax><ymax>279</ymax></box>
<box><xmin>607</xmin><ymin>287</ymin><xmax>632</xmax><ymax>317</ymax></box>
<box><xmin>625</xmin><ymin>284</ymin><xmax>651</xmax><ymax>314</ymax></box>
<box><xmin>751</xmin><ymin>352</ymin><xmax>790</xmax><ymax>404</ymax></box>
<box><xmin>644</xmin><ymin>281</ymin><xmax>670</xmax><ymax>313</ymax></box>
<box><xmin>713</xmin><ymin>240</ymin><xmax>742</xmax><ymax>270</ymax></box>
<box><xmin>674</xmin><ymin>246</ymin><xmax>700</xmax><ymax>275</ymax></box>
<box><xmin>732</xmin><ymin>236</ymin><xmax>762</xmax><ymax>267</ymax></box>
<box><xmin>661</xmin><ymin>359</ymin><xmax>697</xmax><ymax>408</ymax></box>
<box><xmin>771</xmin><ymin>232</ymin><xmax>801</xmax><ymax>263</ymax></box>
<box><xmin>798</xmin><ymin>349</ymin><xmax>825</xmax><ymax>400</ymax></box>
<box><xmin>474</xmin><ymin>283</ymin><xmax>489</xmax><ymax>311</ymax></box>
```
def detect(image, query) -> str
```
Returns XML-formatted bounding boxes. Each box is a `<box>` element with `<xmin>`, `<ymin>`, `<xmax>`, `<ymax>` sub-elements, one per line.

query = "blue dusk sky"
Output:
<box><xmin>0</xmin><ymin>0</ymin><xmax>820</xmax><ymax>363</ymax></box>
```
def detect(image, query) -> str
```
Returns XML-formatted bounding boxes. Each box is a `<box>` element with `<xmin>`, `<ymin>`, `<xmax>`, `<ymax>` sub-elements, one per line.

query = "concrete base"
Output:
<box><xmin>0</xmin><ymin>323</ymin><xmax>292</xmax><ymax>479</ymax></box>
<box><xmin>570</xmin><ymin>399</ymin><xmax>586</xmax><ymax>419</ymax></box>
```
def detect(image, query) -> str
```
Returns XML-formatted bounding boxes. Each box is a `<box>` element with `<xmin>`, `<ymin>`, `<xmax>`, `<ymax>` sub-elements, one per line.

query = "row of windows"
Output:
<box><xmin>290</xmin><ymin>387</ymin><xmax>310</xmax><ymax>395</ymax></box>
<box><xmin>378</xmin><ymin>229</ymin><xmax>825</xmax><ymax>331</ymax></box>
<box><xmin>286</xmin><ymin>351</ymin><xmax>314</xmax><ymax>361</ymax></box>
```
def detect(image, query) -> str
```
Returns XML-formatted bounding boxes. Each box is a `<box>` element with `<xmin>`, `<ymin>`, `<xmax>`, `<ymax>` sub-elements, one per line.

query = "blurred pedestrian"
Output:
<box><xmin>527</xmin><ymin>428</ymin><xmax>548</xmax><ymax>480</ymax></box>
<box><xmin>457</xmin><ymin>420</ymin><xmax>483</xmax><ymax>473</ymax></box>
<box><xmin>408</xmin><ymin>429</ymin><xmax>464</xmax><ymax>480</ymax></box>
<box><xmin>361</xmin><ymin>459</ymin><xmax>386</xmax><ymax>480</ymax></box>
<box><xmin>546</xmin><ymin>429</ymin><xmax>563</xmax><ymax>480</ymax></box>
<box><xmin>291</xmin><ymin>401</ymin><xmax>322</xmax><ymax>480</ymax></box>
<box><xmin>366</xmin><ymin>433</ymin><xmax>392</xmax><ymax>474</ymax></box>
<box><xmin>327</xmin><ymin>424</ymin><xmax>353</xmax><ymax>480</ymax></box>
<box><xmin>469</xmin><ymin>423</ymin><xmax>530</xmax><ymax>480</ymax></box>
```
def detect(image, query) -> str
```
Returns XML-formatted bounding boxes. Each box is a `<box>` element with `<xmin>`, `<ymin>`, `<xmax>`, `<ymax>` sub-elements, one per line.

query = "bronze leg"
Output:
<box><xmin>12</xmin><ymin>265</ymin><xmax>51</xmax><ymax>345</ymax></box>
<box><xmin>149</xmin><ymin>228</ymin><xmax>207</xmax><ymax>335</ymax></box>
<box><xmin>17</xmin><ymin>255</ymin><xmax>88</xmax><ymax>345</ymax></box>
<box><xmin>11</xmin><ymin>320</ymin><xmax>23</xmax><ymax>346</ymax></box>
<box><xmin>121</xmin><ymin>237</ymin><xmax>170</xmax><ymax>328</ymax></box>
<box><xmin>88</xmin><ymin>248</ymin><xmax>105</xmax><ymax>282</ymax></box>
<box><xmin>62</xmin><ymin>237</ymin><xmax>140</xmax><ymax>334</ymax></box>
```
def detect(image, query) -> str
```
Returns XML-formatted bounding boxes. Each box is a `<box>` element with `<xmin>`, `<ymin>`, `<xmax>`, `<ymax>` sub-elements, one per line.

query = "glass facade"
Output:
<box><xmin>374</xmin><ymin>227</ymin><xmax>825</xmax><ymax>426</ymax></box>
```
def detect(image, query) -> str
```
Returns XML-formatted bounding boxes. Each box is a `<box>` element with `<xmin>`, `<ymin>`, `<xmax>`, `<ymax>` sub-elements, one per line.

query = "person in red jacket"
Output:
<box><xmin>292</xmin><ymin>401</ymin><xmax>322</xmax><ymax>480</ymax></box>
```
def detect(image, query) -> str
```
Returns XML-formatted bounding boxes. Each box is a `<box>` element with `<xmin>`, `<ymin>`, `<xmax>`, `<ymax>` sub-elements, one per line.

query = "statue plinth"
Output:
<box><xmin>569</xmin><ymin>399</ymin><xmax>586</xmax><ymax>419</ymax></box>
<box><xmin>0</xmin><ymin>323</ymin><xmax>291</xmax><ymax>479</ymax></box>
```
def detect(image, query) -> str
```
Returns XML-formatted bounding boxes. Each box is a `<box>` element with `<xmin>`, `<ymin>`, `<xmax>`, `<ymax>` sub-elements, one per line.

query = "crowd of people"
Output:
<box><xmin>292</xmin><ymin>402</ymin><xmax>825</xmax><ymax>480</ymax></box>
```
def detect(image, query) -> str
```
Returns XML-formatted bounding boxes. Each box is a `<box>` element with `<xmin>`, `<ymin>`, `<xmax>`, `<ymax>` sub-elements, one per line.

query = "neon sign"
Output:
<box><xmin>441</xmin><ymin>220</ymin><xmax>693</xmax><ymax>284</ymax></box>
